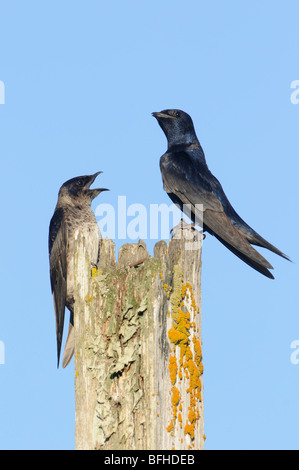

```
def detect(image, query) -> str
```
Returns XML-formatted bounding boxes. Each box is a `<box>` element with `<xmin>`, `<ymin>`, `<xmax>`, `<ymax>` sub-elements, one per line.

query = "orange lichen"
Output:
<box><xmin>193</xmin><ymin>337</ymin><xmax>202</xmax><ymax>368</ymax></box>
<box><xmin>168</xmin><ymin>328</ymin><xmax>188</xmax><ymax>347</ymax></box>
<box><xmin>185</xmin><ymin>423</ymin><xmax>195</xmax><ymax>440</ymax></box>
<box><xmin>169</xmin><ymin>355</ymin><xmax>178</xmax><ymax>385</ymax></box>
<box><xmin>91</xmin><ymin>267</ymin><xmax>98</xmax><ymax>278</ymax></box>
<box><xmin>187</xmin><ymin>359</ymin><xmax>201</xmax><ymax>392</ymax></box>
<box><xmin>185</xmin><ymin>345</ymin><xmax>193</xmax><ymax>361</ymax></box>
<box><xmin>169</xmin><ymin>386</ymin><xmax>181</xmax><ymax>431</ymax></box>
<box><xmin>181</xmin><ymin>283</ymin><xmax>188</xmax><ymax>299</ymax></box>
<box><xmin>161</xmin><ymin>269</ymin><xmax>202</xmax><ymax>441</ymax></box>
<box><xmin>166</xmin><ymin>271</ymin><xmax>204</xmax><ymax>442</ymax></box>
<box><xmin>85</xmin><ymin>294</ymin><xmax>93</xmax><ymax>304</ymax></box>
<box><xmin>167</xmin><ymin>421</ymin><xmax>174</xmax><ymax>433</ymax></box>
<box><xmin>171</xmin><ymin>386</ymin><xmax>180</xmax><ymax>407</ymax></box>
<box><xmin>188</xmin><ymin>409</ymin><xmax>196</xmax><ymax>424</ymax></box>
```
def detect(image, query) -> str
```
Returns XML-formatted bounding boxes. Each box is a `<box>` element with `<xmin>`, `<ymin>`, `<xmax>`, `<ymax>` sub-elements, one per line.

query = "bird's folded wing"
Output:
<box><xmin>49</xmin><ymin>209</ymin><xmax>67</xmax><ymax>366</ymax></box>
<box><xmin>161</xmin><ymin>152</ymin><xmax>273</xmax><ymax>270</ymax></box>
<box><xmin>161</xmin><ymin>152</ymin><xmax>224</xmax><ymax>212</ymax></box>
<box><xmin>62</xmin><ymin>321</ymin><xmax>74</xmax><ymax>369</ymax></box>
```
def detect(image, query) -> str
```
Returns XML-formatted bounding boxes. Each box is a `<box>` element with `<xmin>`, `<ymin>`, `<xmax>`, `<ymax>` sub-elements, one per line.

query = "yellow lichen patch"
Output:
<box><xmin>165</xmin><ymin>270</ymin><xmax>204</xmax><ymax>443</ymax></box>
<box><xmin>184</xmin><ymin>423</ymin><xmax>195</xmax><ymax>440</ymax></box>
<box><xmin>185</xmin><ymin>345</ymin><xmax>193</xmax><ymax>361</ymax></box>
<box><xmin>193</xmin><ymin>337</ymin><xmax>202</xmax><ymax>368</ymax></box>
<box><xmin>168</xmin><ymin>328</ymin><xmax>188</xmax><ymax>348</ymax></box>
<box><xmin>85</xmin><ymin>294</ymin><xmax>93</xmax><ymax>304</ymax></box>
<box><xmin>187</xmin><ymin>359</ymin><xmax>201</xmax><ymax>392</ymax></box>
<box><xmin>171</xmin><ymin>386</ymin><xmax>180</xmax><ymax>407</ymax></box>
<box><xmin>175</xmin><ymin>309</ymin><xmax>191</xmax><ymax>336</ymax></box>
<box><xmin>163</xmin><ymin>282</ymin><xmax>173</xmax><ymax>299</ymax></box>
<box><xmin>91</xmin><ymin>267</ymin><xmax>100</xmax><ymax>278</ymax></box>
<box><xmin>166</xmin><ymin>421</ymin><xmax>174</xmax><ymax>433</ymax></box>
<box><xmin>169</xmin><ymin>355</ymin><xmax>178</xmax><ymax>386</ymax></box>
<box><xmin>188</xmin><ymin>409</ymin><xmax>196</xmax><ymax>424</ymax></box>
<box><xmin>170</xmin><ymin>386</ymin><xmax>181</xmax><ymax>428</ymax></box>
<box><xmin>181</xmin><ymin>283</ymin><xmax>187</xmax><ymax>299</ymax></box>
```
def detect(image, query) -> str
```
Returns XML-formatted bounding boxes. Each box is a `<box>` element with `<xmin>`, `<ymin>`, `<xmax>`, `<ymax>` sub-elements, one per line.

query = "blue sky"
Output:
<box><xmin>0</xmin><ymin>1</ymin><xmax>298</xmax><ymax>450</ymax></box>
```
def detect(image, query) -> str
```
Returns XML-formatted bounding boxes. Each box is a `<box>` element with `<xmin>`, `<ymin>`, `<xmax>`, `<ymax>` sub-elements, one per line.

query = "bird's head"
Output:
<box><xmin>152</xmin><ymin>109</ymin><xmax>198</xmax><ymax>148</ymax></box>
<box><xmin>58</xmin><ymin>172</ymin><xmax>109</xmax><ymax>203</ymax></box>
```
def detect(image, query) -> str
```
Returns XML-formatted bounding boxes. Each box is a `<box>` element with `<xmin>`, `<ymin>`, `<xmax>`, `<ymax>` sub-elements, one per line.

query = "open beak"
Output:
<box><xmin>86</xmin><ymin>172</ymin><xmax>109</xmax><ymax>199</ymax></box>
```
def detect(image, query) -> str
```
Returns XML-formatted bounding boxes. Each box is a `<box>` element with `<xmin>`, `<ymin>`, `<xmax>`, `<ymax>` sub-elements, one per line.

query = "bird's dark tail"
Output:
<box><xmin>211</xmin><ymin>231</ymin><xmax>275</xmax><ymax>279</ymax></box>
<box><xmin>228</xmin><ymin>215</ymin><xmax>291</xmax><ymax>262</ymax></box>
<box><xmin>245</xmin><ymin>233</ymin><xmax>291</xmax><ymax>262</ymax></box>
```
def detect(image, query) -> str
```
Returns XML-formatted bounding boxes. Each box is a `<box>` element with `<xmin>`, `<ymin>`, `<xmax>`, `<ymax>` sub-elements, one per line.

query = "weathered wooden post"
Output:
<box><xmin>73</xmin><ymin>223</ymin><xmax>204</xmax><ymax>450</ymax></box>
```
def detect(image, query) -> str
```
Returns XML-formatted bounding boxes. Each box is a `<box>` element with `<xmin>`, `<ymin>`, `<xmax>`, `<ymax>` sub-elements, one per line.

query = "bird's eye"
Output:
<box><xmin>77</xmin><ymin>180</ymin><xmax>84</xmax><ymax>187</ymax></box>
<box><xmin>175</xmin><ymin>111</ymin><xmax>180</xmax><ymax>118</ymax></box>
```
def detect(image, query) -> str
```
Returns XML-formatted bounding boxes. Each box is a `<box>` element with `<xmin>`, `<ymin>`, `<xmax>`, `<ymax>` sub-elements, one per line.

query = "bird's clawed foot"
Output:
<box><xmin>170</xmin><ymin>219</ymin><xmax>205</xmax><ymax>239</ymax></box>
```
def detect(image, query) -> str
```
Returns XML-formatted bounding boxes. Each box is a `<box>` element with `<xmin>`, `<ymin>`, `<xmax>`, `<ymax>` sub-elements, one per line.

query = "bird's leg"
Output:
<box><xmin>171</xmin><ymin>219</ymin><xmax>206</xmax><ymax>239</ymax></box>
<box><xmin>183</xmin><ymin>223</ymin><xmax>206</xmax><ymax>240</ymax></box>
<box><xmin>170</xmin><ymin>218</ymin><xmax>192</xmax><ymax>235</ymax></box>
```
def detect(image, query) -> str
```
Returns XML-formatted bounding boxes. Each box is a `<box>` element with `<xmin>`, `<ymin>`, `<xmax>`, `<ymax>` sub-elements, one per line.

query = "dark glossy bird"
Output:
<box><xmin>49</xmin><ymin>172</ymin><xmax>109</xmax><ymax>367</ymax></box>
<box><xmin>152</xmin><ymin>109</ymin><xmax>290</xmax><ymax>279</ymax></box>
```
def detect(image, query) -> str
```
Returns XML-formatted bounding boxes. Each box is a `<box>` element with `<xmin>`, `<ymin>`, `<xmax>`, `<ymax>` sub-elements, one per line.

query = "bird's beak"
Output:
<box><xmin>152</xmin><ymin>112</ymin><xmax>175</xmax><ymax>119</ymax></box>
<box><xmin>85</xmin><ymin>172</ymin><xmax>109</xmax><ymax>200</ymax></box>
<box><xmin>89</xmin><ymin>188</ymin><xmax>110</xmax><ymax>200</ymax></box>
<box><xmin>85</xmin><ymin>171</ymin><xmax>103</xmax><ymax>189</ymax></box>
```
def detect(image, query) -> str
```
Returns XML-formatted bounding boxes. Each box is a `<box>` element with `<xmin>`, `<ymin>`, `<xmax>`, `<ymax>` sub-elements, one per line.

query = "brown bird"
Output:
<box><xmin>49</xmin><ymin>172</ymin><xmax>109</xmax><ymax>367</ymax></box>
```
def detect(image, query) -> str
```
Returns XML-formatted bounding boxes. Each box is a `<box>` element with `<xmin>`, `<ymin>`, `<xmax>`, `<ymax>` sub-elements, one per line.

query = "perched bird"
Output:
<box><xmin>152</xmin><ymin>109</ymin><xmax>289</xmax><ymax>279</ymax></box>
<box><xmin>49</xmin><ymin>172</ymin><xmax>109</xmax><ymax>367</ymax></box>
